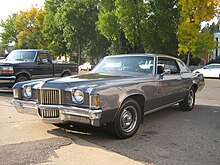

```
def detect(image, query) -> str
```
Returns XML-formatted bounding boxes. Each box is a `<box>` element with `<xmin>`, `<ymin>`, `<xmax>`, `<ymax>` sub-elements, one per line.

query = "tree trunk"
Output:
<box><xmin>186</xmin><ymin>52</ymin><xmax>190</xmax><ymax>66</ymax></box>
<box><xmin>77</xmin><ymin>43</ymin><xmax>81</xmax><ymax>66</ymax></box>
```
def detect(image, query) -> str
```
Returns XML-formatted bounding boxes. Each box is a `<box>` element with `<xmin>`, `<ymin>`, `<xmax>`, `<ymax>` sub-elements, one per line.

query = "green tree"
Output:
<box><xmin>0</xmin><ymin>14</ymin><xmax>18</xmax><ymax>50</ymax></box>
<box><xmin>97</xmin><ymin>0</ymin><xmax>133</xmax><ymax>54</ymax></box>
<box><xmin>14</xmin><ymin>6</ymin><xmax>45</xmax><ymax>49</ymax></box>
<box><xmin>97</xmin><ymin>0</ymin><xmax>179</xmax><ymax>55</ymax></box>
<box><xmin>178</xmin><ymin>0</ymin><xmax>219</xmax><ymax>66</ymax></box>
<box><xmin>56</xmin><ymin>0</ymin><xmax>107</xmax><ymax>64</ymax></box>
<box><xmin>142</xmin><ymin>0</ymin><xmax>179</xmax><ymax>55</ymax></box>
<box><xmin>43</xmin><ymin>0</ymin><xmax>68</xmax><ymax>57</ymax></box>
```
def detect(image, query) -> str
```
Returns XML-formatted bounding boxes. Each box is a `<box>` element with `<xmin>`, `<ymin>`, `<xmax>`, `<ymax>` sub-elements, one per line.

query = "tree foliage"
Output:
<box><xmin>43</xmin><ymin>0</ymin><xmax>68</xmax><ymax>57</ymax></box>
<box><xmin>14</xmin><ymin>6</ymin><xmax>45</xmax><ymax>49</ymax></box>
<box><xmin>0</xmin><ymin>0</ymin><xmax>219</xmax><ymax>64</ymax></box>
<box><xmin>178</xmin><ymin>0</ymin><xmax>219</xmax><ymax>65</ymax></box>
<box><xmin>55</xmin><ymin>0</ymin><xmax>108</xmax><ymax>64</ymax></box>
<box><xmin>0</xmin><ymin>14</ymin><xmax>18</xmax><ymax>50</ymax></box>
<box><xmin>97</xmin><ymin>0</ymin><xmax>179</xmax><ymax>55</ymax></box>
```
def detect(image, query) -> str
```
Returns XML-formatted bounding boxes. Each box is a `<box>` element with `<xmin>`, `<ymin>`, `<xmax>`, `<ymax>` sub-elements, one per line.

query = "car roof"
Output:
<box><xmin>208</xmin><ymin>63</ymin><xmax>220</xmax><ymax>65</ymax></box>
<box><xmin>104</xmin><ymin>54</ymin><xmax>179</xmax><ymax>60</ymax></box>
<box><xmin>12</xmin><ymin>49</ymin><xmax>48</xmax><ymax>53</ymax></box>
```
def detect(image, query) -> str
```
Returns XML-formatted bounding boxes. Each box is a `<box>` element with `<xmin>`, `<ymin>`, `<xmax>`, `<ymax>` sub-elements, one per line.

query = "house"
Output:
<box><xmin>213</xmin><ymin>29</ymin><xmax>220</xmax><ymax>60</ymax></box>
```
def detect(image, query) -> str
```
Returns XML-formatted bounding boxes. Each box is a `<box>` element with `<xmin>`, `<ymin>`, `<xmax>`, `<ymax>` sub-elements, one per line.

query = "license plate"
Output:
<box><xmin>68</xmin><ymin>115</ymin><xmax>90</xmax><ymax>124</ymax></box>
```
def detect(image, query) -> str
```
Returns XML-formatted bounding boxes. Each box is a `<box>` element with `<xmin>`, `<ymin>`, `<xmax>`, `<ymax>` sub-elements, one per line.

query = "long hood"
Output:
<box><xmin>43</xmin><ymin>73</ymin><xmax>132</xmax><ymax>88</ymax></box>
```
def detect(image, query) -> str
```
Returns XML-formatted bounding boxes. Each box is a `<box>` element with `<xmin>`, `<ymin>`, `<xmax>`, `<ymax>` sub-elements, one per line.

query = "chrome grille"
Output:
<box><xmin>38</xmin><ymin>109</ymin><xmax>59</xmax><ymax>118</ymax></box>
<box><xmin>39</xmin><ymin>89</ymin><xmax>61</xmax><ymax>105</ymax></box>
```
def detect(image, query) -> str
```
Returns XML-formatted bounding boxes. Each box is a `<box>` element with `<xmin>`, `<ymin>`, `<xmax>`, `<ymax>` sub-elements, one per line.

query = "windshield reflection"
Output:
<box><xmin>92</xmin><ymin>56</ymin><xmax>154</xmax><ymax>76</ymax></box>
<box><xmin>5</xmin><ymin>50</ymin><xmax>37</xmax><ymax>62</ymax></box>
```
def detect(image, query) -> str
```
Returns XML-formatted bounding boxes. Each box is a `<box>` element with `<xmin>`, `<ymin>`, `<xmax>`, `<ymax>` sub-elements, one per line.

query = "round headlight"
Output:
<box><xmin>23</xmin><ymin>86</ymin><xmax>32</xmax><ymax>98</ymax></box>
<box><xmin>72</xmin><ymin>89</ymin><xmax>84</xmax><ymax>103</ymax></box>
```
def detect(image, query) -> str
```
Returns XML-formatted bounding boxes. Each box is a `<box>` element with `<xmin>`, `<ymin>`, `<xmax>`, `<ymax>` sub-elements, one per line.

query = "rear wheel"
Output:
<box><xmin>179</xmin><ymin>87</ymin><xmax>195</xmax><ymax>111</ymax></box>
<box><xmin>109</xmin><ymin>98</ymin><xmax>141</xmax><ymax>139</ymax></box>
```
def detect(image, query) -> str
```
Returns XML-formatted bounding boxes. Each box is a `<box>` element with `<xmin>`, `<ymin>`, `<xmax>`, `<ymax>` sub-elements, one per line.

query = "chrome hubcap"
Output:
<box><xmin>188</xmin><ymin>90</ymin><xmax>194</xmax><ymax>107</ymax></box>
<box><xmin>120</xmin><ymin>106</ymin><xmax>137</xmax><ymax>133</ymax></box>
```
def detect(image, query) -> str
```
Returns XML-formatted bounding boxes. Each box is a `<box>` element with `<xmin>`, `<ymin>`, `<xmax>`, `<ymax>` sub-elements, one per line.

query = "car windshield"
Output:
<box><xmin>92</xmin><ymin>55</ymin><xmax>154</xmax><ymax>76</ymax></box>
<box><xmin>5</xmin><ymin>50</ymin><xmax>36</xmax><ymax>62</ymax></box>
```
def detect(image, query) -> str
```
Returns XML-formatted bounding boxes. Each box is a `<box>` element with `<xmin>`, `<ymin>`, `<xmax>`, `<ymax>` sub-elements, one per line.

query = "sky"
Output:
<box><xmin>0</xmin><ymin>0</ymin><xmax>45</xmax><ymax>21</ymax></box>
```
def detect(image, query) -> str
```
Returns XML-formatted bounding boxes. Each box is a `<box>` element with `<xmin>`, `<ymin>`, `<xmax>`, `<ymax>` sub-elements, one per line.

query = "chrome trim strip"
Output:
<box><xmin>144</xmin><ymin>99</ymin><xmax>184</xmax><ymax>115</ymax></box>
<box><xmin>0</xmin><ymin>76</ymin><xmax>16</xmax><ymax>83</ymax></box>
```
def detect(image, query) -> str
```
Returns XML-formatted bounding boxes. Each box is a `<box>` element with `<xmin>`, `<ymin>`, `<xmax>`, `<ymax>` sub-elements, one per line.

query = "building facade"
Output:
<box><xmin>213</xmin><ymin>30</ymin><xmax>220</xmax><ymax>60</ymax></box>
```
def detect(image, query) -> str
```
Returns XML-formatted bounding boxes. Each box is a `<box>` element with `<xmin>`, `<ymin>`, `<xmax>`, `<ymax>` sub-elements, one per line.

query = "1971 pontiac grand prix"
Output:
<box><xmin>12</xmin><ymin>54</ymin><xmax>205</xmax><ymax>138</ymax></box>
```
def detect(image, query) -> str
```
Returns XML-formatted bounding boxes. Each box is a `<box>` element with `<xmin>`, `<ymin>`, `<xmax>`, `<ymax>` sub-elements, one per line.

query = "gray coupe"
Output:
<box><xmin>12</xmin><ymin>54</ymin><xmax>205</xmax><ymax>138</ymax></box>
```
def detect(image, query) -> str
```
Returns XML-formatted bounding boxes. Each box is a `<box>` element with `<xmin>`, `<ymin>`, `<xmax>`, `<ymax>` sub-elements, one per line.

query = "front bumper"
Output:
<box><xmin>12</xmin><ymin>99</ymin><xmax>102</xmax><ymax>127</ymax></box>
<box><xmin>0</xmin><ymin>76</ymin><xmax>16</xmax><ymax>87</ymax></box>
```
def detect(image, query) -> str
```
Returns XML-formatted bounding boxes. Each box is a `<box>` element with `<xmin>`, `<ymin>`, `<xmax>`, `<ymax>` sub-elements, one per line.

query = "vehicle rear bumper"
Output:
<box><xmin>12</xmin><ymin>99</ymin><xmax>102</xmax><ymax>127</ymax></box>
<box><xmin>0</xmin><ymin>76</ymin><xmax>16</xmax><ymax>87</ymax></box>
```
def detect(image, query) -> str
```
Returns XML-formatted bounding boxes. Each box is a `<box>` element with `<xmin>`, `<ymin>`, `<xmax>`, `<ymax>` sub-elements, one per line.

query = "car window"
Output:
<box><xmin>158</xmin><ymin>58</ymin><xmax>180</xmax><ymax>74</ymax></box>
<box><xmin>38</xmin><ymin>53</ymin><xmax>49</xmax><ymax>64</ymax></box>
<box><xmin>5</xmin><ymin>50</ymin><xmax>36</xmax><ymax>62</ymax></box>
<box><xmin>204</xmin><ymin>65</ymin><xmax>214</xmax><ymax>69</ymax></box>
<box><xmin>213</xmin><ymin>65</ymin><xmax>220</xmax><ymax>69</ymax></box>
<box><xmin>93</xmin><ymin>56</ymin><xmax>154</xmax><ymax>75</ymax></box>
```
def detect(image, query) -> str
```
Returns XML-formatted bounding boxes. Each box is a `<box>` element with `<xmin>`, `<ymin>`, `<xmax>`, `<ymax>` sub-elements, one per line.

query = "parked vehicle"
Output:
<box><xmin>193</xmin><ymin>63</ymin><xmax>220</xmax><ymax>78</ymax></box>
<box><xmin>78</xmin><ymin>62</ymin><xmax>93</xmax><ymax>71</ymax></box>
<box><xmin>12</xmin><ymin>54</ymin><xmax>205</xmax><ymax>138</ymax></box>
<box><xmin>0</xmin><ymin>49</ymin><xmax>78</xmax><ymax>88</ymax></box>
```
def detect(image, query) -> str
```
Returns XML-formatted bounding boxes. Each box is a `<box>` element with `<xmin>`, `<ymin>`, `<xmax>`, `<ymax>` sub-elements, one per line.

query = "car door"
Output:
<box><xmin>201</xmin><ymin>65</ymin><xmax>214</xmax><ymax>77</ymax></box>
<box><xmin>32</xmin><ymin>52</ymin><xmax>53</xmax><ymax>79</ymax></box>
<box><xmin>156</xmin><ymin>57</ymin><xmax>185</xmax><ymax>107</ymax></box>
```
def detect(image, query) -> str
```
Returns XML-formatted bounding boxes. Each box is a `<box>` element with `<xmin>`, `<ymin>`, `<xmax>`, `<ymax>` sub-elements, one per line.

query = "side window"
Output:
<box><xmin>204</xmin><ymin>65</ymin><xmax>214</xmax><ymax>69</ymax></box>
<box><xmin>158</xmin><ymin>58</ymin><xmax>180</xmax><ymax>74</ymax></box>
<box><xmin>39</xmin><ymin>53</ymin><xmax>49</xmax><ymax>64</ymax></box>
<box><xmin>213</xmin><ymin>65</ymin><xmax>220</xmax><ymax>69</ymax></box>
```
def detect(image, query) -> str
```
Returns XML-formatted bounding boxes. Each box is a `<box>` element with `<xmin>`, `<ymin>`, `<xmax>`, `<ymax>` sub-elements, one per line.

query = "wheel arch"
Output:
<box><xmin>115</xmin><ymin>94</ymin><xmax>145</xmax><ymax>123</ymax></box>
<box><xmin>15</xmin><ymin>72</ymin><xmax>31</xmax><ymax>82</ymax></box>
<box><xmin>61</xmin><ymin>69</ymin><xmax>71</xmax><ymax>77</ymax></box>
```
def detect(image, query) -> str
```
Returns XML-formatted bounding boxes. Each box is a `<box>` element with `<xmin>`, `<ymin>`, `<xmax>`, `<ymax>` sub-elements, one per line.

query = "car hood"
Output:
<box><xmin>0</xmin><ymin>59</ymin><xmax>31</xmax><ymax>66</ymax></box>
<box><xmin>42</xmin><ymin>72</ymin><xmax>149</xmax><ymax>89</ymax></box>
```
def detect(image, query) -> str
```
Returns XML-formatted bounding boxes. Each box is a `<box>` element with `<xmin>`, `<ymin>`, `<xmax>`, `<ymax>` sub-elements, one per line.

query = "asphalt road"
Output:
<box><xmin>0</xmin><ymin>79</ymin><xmax>219</xmax><ymax>165</ymax></box>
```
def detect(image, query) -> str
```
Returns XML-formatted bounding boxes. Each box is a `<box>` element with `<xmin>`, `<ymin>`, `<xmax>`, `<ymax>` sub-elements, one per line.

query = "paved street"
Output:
<box><xmin>0</xmin><ymin>79</ymin><xmax>219</xmax><ymax>165</ymax></box>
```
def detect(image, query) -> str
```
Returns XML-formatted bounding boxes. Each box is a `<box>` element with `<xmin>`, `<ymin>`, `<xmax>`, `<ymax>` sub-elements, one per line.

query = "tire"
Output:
<box><xmin>62</xmin><ymin>72</ymin><xmax>71</xmax><ymax>77</ymax></box>
<box><xmin>179</xmin><ymin>87</ymin><xmax>195</xmax><ymax>111</ymax></box>
<box><xmin>16</xmin><ymin>75</ymin><xmax>29</xmax><ymax>83</ymax></box>
<box><xmin>109</xmin><ymin>98</ymin><xmax>141</xmax><ymax>139</ymax></box>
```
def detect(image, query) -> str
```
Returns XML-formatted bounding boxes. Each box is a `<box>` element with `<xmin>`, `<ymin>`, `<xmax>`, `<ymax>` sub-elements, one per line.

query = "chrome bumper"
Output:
<box><xmin>0</xmin><ymin>76</ymin><xmax>16</xmax><ymax>83</ymax></box>
<box><xmin>12</xmin><ymin>99</ymin><xmax>102</xmax><ymax>127</ymax></box>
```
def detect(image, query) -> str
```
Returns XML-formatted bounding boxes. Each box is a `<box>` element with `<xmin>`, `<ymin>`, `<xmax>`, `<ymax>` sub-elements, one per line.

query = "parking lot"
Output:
<box><xmin>0</xmin><ymin>79</ymin><xmax>219</xmax><ymax>165</ymax></box>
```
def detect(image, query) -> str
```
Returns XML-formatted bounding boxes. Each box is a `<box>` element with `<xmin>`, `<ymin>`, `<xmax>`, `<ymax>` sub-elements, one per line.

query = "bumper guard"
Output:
<box><xmin>12</xmin><ymin>99</ymin><xmax>102</xmax><ymax>127</ymax></box>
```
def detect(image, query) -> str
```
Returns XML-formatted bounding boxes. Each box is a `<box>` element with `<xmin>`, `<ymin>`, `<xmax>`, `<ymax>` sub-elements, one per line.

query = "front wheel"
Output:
<box><xmin>109</xmin><ymin>99</ymin><xmax>141</xmax><ymax>139</ymax></box>
<box><xmin>179</xmin><ymin>87</ymin><xmax>195</xmax><ymax>111</ymax></box>
<box><xmin>16</xmin><ymin>75</ymin><xmax>29</xmax><ymax>83</ymax></box>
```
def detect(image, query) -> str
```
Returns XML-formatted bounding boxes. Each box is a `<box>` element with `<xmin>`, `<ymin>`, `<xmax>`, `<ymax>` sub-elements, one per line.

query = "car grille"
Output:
<box><xmin>38</xmin><ymin>89</ymin><xmax>62</xmax><ymax>105</ymax></box>
<box><xmin>38</xmin><ymin>109</ymin><xmax>59</xmax><ymax>118</ymax></box>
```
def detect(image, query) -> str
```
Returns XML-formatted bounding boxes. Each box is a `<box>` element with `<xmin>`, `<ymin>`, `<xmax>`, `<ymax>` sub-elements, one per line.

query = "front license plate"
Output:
<box><xmin>68</xmin><ymin>116</ymin><xmax>90</xmax><ymax>124</ymax></box>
